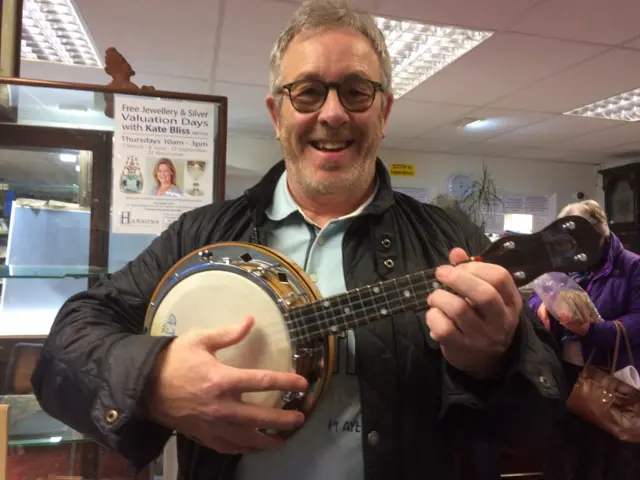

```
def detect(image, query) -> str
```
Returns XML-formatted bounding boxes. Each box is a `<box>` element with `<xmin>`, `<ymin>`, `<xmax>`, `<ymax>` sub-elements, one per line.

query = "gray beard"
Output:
<box><xmin>288</xmin><ymin>158</ymin><xmax>374</xmax><ymax>197</ymax></box>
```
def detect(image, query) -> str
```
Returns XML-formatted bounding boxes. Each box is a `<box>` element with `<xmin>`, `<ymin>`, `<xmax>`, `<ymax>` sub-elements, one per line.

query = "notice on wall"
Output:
<box><xmin>389</xmin><ymin>163</ymin><xmax>416</xmax><ymax>177</ymax></box>
<box><xmin>525</xmin><ymin>195</ymin><xmax>553</xmax><ymax>231</ymax></box>
<box><xmin>111</xmin><ymin>95</ymin><xmax>216</xmax><ymax>234</ymax></box>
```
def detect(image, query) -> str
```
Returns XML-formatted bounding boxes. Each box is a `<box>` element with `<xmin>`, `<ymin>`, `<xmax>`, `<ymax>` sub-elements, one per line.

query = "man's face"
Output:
<box><xmin>267</xmin><ymin>28</ymin><xmax>393</xmax><ymax>197</ymax></box>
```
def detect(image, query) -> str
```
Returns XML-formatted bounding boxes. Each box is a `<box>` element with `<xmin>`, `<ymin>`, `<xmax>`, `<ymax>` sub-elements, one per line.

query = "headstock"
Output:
<box><xmin>480</xmin><ymin>215</ymin><xmax>602</xmax><ymax>287</ymax></box>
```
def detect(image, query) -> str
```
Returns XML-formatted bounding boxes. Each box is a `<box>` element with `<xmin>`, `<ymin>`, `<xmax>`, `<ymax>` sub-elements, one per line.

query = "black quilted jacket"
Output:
<box><xmin>31</xmin><ymin>159</ymin><xmax>565</xmax><ymax>480</ymax></box>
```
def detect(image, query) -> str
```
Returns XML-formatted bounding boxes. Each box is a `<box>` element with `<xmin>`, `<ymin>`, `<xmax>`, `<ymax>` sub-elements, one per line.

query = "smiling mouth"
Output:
<box><xmin>310</xmin><ymin>140</ymin><xmax>354</xmax><ymax>152</ymax></box>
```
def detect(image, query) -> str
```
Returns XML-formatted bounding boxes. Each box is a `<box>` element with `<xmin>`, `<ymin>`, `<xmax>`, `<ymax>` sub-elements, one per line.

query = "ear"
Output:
<box><xmin>380</xmin><ymin>93</ymin><xmax>394</xmax><ymax>137</ymax></box>
<box><xmin>266</xmin><ymin>94</ymin><xmax>281</xmax><ymax>140</ymax></box>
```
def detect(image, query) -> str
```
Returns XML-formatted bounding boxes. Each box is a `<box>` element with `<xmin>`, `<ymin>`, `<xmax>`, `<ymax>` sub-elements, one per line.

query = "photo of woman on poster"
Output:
<box><xmin>151</xmin><ymin>158</ymin><xmax>182</xmax><ymax>197</ymax></box>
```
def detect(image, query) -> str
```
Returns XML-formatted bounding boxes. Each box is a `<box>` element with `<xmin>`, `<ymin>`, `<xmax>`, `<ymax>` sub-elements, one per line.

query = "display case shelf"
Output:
<box><xmin>0</xmin><ymin>265</ymin><xmax>109</xmax><ymax>279</ymax></box>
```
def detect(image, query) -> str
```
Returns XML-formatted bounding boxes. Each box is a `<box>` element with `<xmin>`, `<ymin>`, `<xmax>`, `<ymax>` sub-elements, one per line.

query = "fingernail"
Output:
<box><xmin>436</xmin><ymin>265</ymin><xmax>454</xmax><ymax>280</ymax></box>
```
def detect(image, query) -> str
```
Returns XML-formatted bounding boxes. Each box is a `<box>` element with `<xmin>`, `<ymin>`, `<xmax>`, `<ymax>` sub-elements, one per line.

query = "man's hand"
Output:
<box><xmin>426</xmin><ymin>248</ymin><xmax>521</xmax><ymax>379</ymax></box>
<box><xmin>145</xmin><ymin>317</ymin><xmax>308</xmax><ymax>454</ymax></box>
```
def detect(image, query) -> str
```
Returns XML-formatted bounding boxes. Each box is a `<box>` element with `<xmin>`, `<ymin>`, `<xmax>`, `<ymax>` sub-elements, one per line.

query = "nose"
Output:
<box><xmin>317</xmin><ymin>89</ymin><xmax>349</xmax><ymax>128</ymax></box>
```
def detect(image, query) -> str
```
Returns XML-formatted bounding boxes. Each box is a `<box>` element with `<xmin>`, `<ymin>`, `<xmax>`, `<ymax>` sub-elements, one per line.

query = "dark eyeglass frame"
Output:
<box><xmin>278</xmin><ymin>78</ymin><xmax>385</xmax><ymax>113</ymax></box>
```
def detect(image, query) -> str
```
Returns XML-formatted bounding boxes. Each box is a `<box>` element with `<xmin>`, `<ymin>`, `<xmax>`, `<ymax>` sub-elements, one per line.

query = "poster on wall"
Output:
<box><xmin>111</xmin><ymin>95</ymin><xmax>215</xmax><ymax>234</ymax></box>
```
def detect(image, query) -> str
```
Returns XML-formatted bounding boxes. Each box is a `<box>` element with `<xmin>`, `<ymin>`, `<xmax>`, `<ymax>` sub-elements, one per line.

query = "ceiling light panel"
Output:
<box><xmin>21</xmin><ymin>0</ymin><xmax>102</xmax><ymax>68</ymax></box>
<box><xmin>374</xmin><ymin>16</ymin><xmax>493</xmax><ymax>98</ymax></box>
<box><xmin>564</xmin><ymin>88</ymin><xmax>640</xmax><ymax>122</ymax></box>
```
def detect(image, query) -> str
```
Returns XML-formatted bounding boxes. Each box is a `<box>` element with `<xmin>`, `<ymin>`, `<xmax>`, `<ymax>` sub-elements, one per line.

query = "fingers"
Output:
<box><xmin>439</xmin><ymin>262</ymin><xmax>521</xmax><ymax>309</ymax></box>
<box><xmin>434</xmin><ymin>265</ymin><xmax>509</xmax><ymax>323</ymax></box>
<box><xmin>198</xmin><ymin>316</ymin><xmax>255</xmax><ymax>351</ymax></box>
<box><xmin>217</xmin><ymin>399</ymin><xmax>305</xmax><ymax>431</ymax></box>
<box><xmin>427</xmin><ymin>288</ymin><xmax>484</xmax><ymax>336</ymax></box>
<box><xmin>226</xmin><ymin>367</ymin><xmax>308</xmax><ymax>394</ymax></box>
<box><xmin>449</xmin><ymin>247</ymin><xmax>469</xmax><ymax>265</ymax></box>
<box><xmin>425</xmin><ymin>306</ymin><xmax>465</xmax><ymax>344</ymax></box>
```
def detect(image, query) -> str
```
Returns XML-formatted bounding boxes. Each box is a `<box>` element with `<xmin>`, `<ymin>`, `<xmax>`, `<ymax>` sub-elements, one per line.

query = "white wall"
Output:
<box><xmin>224</xmin><ymin>136</ymin><xmax>599</xmax><ymax>214</ymax></box>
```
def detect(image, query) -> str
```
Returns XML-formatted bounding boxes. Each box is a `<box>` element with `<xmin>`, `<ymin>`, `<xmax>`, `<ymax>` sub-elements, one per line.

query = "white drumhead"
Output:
<box><xmin>150</xmin><ymin>269</ymin><xmax>293</xmax><ymax>408</ymax></box>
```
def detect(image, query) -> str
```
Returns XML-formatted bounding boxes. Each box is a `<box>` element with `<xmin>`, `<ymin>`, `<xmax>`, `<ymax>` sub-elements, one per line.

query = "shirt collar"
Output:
<box><xmin>265</xmin><ymin>170</ymin><xmax>379</xmax><ymax>225</ymax></box>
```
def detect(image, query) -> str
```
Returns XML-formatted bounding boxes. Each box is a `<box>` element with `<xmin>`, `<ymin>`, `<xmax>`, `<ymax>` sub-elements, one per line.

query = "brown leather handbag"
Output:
<box><xmin>566</xmin><ymin>320</ymin><xmax>640</xmax><ymax>443</ymax></box>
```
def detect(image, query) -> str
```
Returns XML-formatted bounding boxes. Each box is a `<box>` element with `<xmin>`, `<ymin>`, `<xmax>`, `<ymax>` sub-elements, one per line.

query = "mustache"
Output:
<box><xmin>308</xmin><ymin>131</ymin><xmax>357</xmax><ymax>142</ymax></box>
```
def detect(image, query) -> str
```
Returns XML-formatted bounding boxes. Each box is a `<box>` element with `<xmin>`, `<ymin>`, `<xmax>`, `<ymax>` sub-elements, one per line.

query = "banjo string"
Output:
<box><xmin>282</xmin><ymin>281</ymin><xmax>443</xmax><ymax>343</ymax></box>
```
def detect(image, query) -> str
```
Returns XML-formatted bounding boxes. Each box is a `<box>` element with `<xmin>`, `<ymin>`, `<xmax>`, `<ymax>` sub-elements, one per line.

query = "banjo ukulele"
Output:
<box><xmin>144</xmin><ymin>215</ymin><xmax>601</xmax><ymax>436</ymax></box>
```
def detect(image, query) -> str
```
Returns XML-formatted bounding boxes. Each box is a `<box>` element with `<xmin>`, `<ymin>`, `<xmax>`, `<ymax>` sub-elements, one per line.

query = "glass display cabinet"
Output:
<box><xmin>0</xmin><ymin>76</ymin><xmax>227</xmax><ymax>479</ymax></box>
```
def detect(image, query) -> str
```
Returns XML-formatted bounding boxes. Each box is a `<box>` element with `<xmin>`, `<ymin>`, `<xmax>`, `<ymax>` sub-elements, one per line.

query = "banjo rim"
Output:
<box><xmin>143</xmin><ymin>241</ymin><xmax>336</xmax><ymax>436</ymax></box>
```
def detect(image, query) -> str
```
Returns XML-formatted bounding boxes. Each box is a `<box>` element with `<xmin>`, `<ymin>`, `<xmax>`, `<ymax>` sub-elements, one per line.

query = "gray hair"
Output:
<box><xmin>558</xmin><ymin>199</ymin><xmax>610</xmax><ymax>237</ymax></box>
<box><xmin>268</xmin><ymin>0</ymin><xmax>392</xmax><ymax>95</ymax></box>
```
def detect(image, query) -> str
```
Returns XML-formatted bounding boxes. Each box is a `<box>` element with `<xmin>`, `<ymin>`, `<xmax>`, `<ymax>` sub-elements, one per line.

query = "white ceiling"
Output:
<box><xmin>17</xmin><ymin>0</ymin><xmax>640</xmax><ymax>167</ymax></box>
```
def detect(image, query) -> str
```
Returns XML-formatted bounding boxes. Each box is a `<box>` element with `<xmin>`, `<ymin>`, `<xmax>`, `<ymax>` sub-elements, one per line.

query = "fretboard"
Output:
<box><xmin>284</xmin><ymin>269</ymin><xmax>444</xmax><ymax>344</ymax></box>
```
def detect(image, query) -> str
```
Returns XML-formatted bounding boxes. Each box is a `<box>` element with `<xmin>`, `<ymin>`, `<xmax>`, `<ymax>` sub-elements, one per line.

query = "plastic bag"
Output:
<box><xmin>531</xmin><ymin>272</ymin><xmax>602</xmax><ymax>325</ymax></box>
<box><xmin>614</xmin><ymin>365</ymin><xmax>640</xmax><ymax>389</ymax></box>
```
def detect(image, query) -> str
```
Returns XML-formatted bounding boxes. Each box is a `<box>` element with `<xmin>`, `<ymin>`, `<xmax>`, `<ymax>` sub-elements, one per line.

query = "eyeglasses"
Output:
<box><xmin>279</xmin><ymin>77</ymin><xmax>384</xmax><ymax>113</ymax></box>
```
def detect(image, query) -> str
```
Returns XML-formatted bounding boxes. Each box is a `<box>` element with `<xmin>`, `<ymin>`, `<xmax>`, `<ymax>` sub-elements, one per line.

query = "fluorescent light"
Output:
<box><xmin>564</xmin><ymin>87</ymin><xmax>640</xmax><ymax>122</ymax></box>
<box><xmin>59</xmin><ymin>153</ymin><xmax>76</xmax><ymax>162</ymax></box>
<box><xmin>373</xmin><ymin>16</ymin><xmax>493</xmax><ymax>98</ymax></box>
<box><xmin>465</xmin><ymin>119</ymin><xmax>489</xmax><ymax>129</ymax></box>
<box><xmin>21</xmin><ymin>0</ymin><xmax>102</xmax><ymax>68</ymax></box>
<box><xmin>452</xmin><ymin>117</ymin><xmax>484</xmax><ymax>129</ymax></box>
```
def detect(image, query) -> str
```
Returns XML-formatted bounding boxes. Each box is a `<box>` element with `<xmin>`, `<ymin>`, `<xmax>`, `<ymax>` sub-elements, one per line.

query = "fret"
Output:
<box><xmin>287</xmin><ymin>267</ymin><xmax>439</xmax><ymax>344</ymax></box>
<box><xmin>371</xmin><ymin>282</ymin><xmax>391</xmax><ymax>317</ymax></box>
<box><xmin>353</xmin><ymin>287</ymin><xmax>372</xmax><ymax>320</ymax></box>
<box><xmin>336</xmin><ymin>290</ymin><xmax>356</xmax><ymax>332</ymax></box>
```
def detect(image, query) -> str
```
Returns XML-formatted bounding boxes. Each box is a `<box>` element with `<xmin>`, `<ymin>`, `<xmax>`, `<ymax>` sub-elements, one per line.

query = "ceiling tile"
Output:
<box><xmin>403</xmin><ymin>33</ymin><xmax>606</xmax><ymax>106</ymax></box>
<box><xmin>626</xmin><ymin>36</ymin><xmax>640</xmax><ymax>50</ymax></box>
<box><xmin>596</xmin><ymin>141</ymin><xmax>640</xmax><ymax>162</ymax></box>
<box><xmin>385</xmin><ymin>100</ymin><xmax>474</xmax><ymax>137</ymax></box>
<box><xmin>271</xmin><ymin>0</ymin><xmax>377</xmax><ymax>7</ymax></box>
<box><xmin>213</xmin><ymin>81</ymin><xmax>274</xmax><ymax>132</ymax></box>
<box><xmin>76</xmin><ymin>0</ymin><xmax>220</xmax><ymax>80</ymax></box>
<box><xmin>214</xmin><ymin>0</ymin><xmax>298</xmax><ymax>85</ymax></box>
<box><xmin>448</xmin><ymin>142</ymin><xmax>528</xmax><ymax>158</ymax></box>
<box><xmin>487</xmin><ymin>115</ymin><xmax>621</xmax><ymax>146</ymax></box>
<box><xmin>549</xmin><ymin>122</ymin><xmax>640</xmax><ymax>151</ymax></box>
<box><xmin>373</xmin><ymin>0</ymin><xmax>540</xmax><ymax>30</ymax></box>
<box><xmin>492</xmin><ymin>48</ymin><xmax>640</xmax><ymax>112</ymax></box>
<box><xmin>508</xmin><ymin>0</ymin><xmax>640</xmax><ymax>45</ymax></box>
<box><xmin>607</xmin><ymin>141</ymin><xmax>640</xmax><ymax>154</ymax></box>
<box><xmin>382</xmin><ymin>137</ymin><xmax>472</xmax><ymax>154</ymax></box>
<box><xmin>562</xmin><ymin>151</ymin><xmax>619</xmax><ymax>164</ymax></box>
<box><xmin>419</xmin><ymin>108</ymin><xmax>555</xmax><ymax>141</ymax></box>
<box><xmin>508</xmin><ymin>146</ymin><xmax>579</xmax><ymax>161</ymax></box>
<box><xmin>19</xmin><ymin>61</ymin><xmax>211</xmax><ymax>94</ymax></box>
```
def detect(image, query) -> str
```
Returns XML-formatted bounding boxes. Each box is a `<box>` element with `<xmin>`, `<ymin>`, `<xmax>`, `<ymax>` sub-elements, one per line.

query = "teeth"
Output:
<box><xmin>315</xmin><ymin>142</ymin><xmax>348</xmax><ymax>150</ymax></box>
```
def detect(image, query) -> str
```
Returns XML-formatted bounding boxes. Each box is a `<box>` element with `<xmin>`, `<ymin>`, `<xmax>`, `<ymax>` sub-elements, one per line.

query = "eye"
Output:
<box><xmin>291</xmin><ymin>81</ymin><xmax>325</xmax><ymax>98</ymax></box>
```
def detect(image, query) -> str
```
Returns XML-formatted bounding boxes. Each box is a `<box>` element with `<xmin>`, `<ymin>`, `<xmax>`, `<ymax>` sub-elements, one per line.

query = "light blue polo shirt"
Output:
<box><xmin>234</xmin><ymin>171</ymin><xmax>377</xmax><ymax>480</ymax></box>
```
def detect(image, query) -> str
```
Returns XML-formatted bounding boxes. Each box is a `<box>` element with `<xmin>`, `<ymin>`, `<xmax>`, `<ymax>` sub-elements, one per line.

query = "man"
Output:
<box><xmin>31</xmin><ymin>1</ymin><xmax>565</xmax><ymax>479</ymax></box>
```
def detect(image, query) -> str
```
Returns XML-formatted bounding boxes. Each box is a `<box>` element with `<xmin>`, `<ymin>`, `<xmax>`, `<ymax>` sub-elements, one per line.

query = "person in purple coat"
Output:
<box><xmin>528</xmin><ymin>199</ymin><xmax>640</xmax><ymax>480</ymax></box>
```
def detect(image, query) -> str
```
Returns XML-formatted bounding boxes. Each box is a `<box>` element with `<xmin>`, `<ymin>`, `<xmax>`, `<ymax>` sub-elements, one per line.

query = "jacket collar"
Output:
<box><xmin>592</xmin><ymin>232</ymin><xmax>623</xmax><ymax>280</ymax></box>
<box><xmin>244</xmin><ymin>158</ymin><xmax>396</xmax><ymax>226</ymax></box>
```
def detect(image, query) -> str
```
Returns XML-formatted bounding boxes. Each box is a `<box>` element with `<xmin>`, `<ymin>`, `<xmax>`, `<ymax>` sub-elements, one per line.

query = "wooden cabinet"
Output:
<box><xmin>600</xmin><ymin>163</ymin><xmax>640</xmax><ymax>253</ymax></box>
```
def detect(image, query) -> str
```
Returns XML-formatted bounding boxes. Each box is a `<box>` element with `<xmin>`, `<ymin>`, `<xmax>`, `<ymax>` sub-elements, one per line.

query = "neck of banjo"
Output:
<box><xmin>285</xmin><ymin>268</ymin><xmax>443</xmax><ymax>344</ymax></box>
